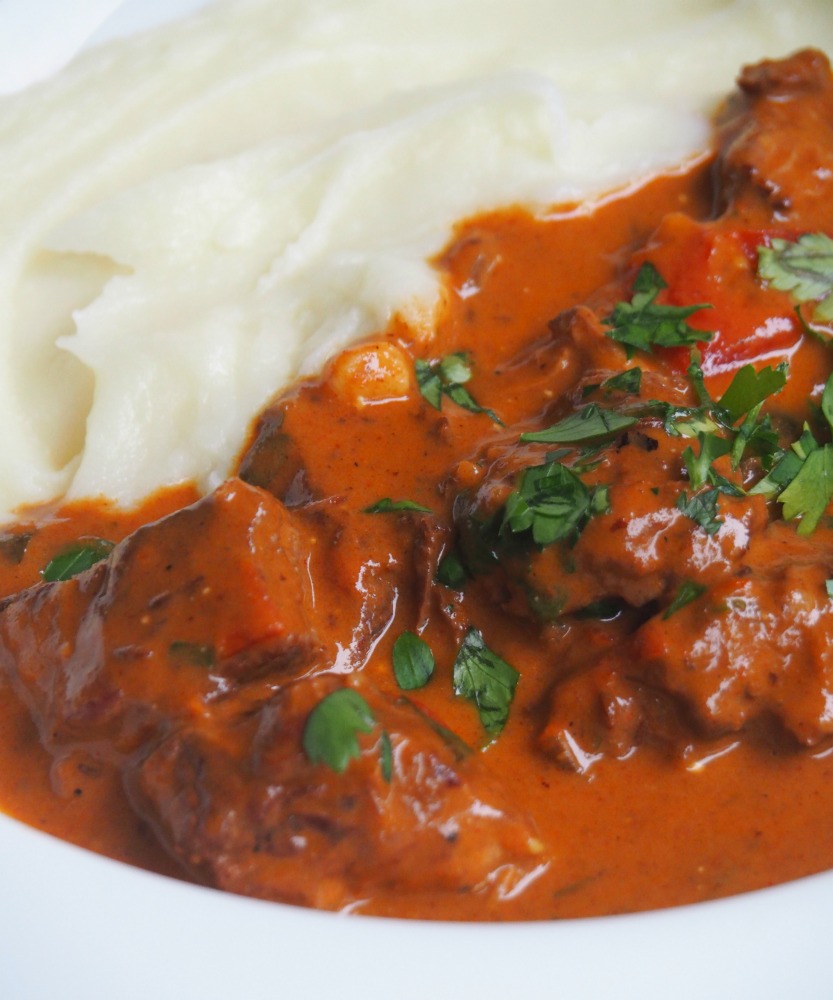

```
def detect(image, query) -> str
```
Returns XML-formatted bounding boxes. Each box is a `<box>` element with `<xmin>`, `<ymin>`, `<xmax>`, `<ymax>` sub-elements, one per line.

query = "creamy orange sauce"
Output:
<box><xmin>3</xmin><ymin>156</ymin><xmax>833</xmax><ymax>920</ymax></box>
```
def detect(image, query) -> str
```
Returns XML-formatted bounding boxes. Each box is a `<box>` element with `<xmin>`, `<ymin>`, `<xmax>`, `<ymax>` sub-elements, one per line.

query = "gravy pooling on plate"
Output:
<box><xmin>2</xmin><ymin>51</ymin><xmax>833</xmax><ymax>919</ymax></box>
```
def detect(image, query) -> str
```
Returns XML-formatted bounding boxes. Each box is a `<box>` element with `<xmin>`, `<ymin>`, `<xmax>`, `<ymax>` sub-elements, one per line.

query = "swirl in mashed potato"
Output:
<box><xmin>0</xmin><ymin>0</ymin><xmax>830</xmax><ymax>517</ymax></box>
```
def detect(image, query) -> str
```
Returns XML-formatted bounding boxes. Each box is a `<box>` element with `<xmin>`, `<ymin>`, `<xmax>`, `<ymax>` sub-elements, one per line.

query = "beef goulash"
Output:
<box><xmin>3</xmin><ymin>50</ymin><xmax>833</xmax><ymax>920</ymax></box>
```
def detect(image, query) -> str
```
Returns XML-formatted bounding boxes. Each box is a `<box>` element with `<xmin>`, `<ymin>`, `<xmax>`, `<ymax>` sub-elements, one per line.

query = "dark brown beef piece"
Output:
<box><xmin>539</xmin><ymin>527</ymin><xmax>833</xmax><ymax>770</ymax></box>
<box><xmin>127</xmin><ymin>673</ymin><xmax>543</xmax><ymax>911</ymax></box>
<box><xmin>0</xmin><ymin>479</ymin><xmax>541</xmax><ymax>906</ymax></box>
<box><xmin>458</xmin><ymin>51</ymin><xmax>833</xmax><ymax>765</ymax></box>
<box><xmin>453</xmin><ymin>307</ymin><xmax>767</xmax><ymax>620</ymax></box>
<box><xmin>0</xmin><ymin>479</ymin><xmax>318</xmax><ymax>758</ymax></box>
<box><xmin>716</xmin><ymin>48</ymin><xmax>833</xmax><ymax>229</ymax></box>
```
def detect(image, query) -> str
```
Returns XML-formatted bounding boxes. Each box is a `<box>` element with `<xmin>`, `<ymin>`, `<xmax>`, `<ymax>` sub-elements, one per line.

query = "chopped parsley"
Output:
<box><xmin>169</xmin><ymin>642</ymin><xmax>216</xmax><ymax>668</ymax></box>
<box><xmin>602</xmin><ymin>367</ymin><xmax>643</xmax><ymax>396</ymax></box>
<box><xmin>501</xmin><ymin>459</ymin><xmax>609</xmax><ymax>547</ymax></box>
<box><xmin>392</xmin><ymin>631</ymin><xmax>435</xmax><ymax>690</ymax></box>
<box><xmin>379</xmin><ymin>730</ymin><xmax>393</xmax><ymax>783</ymax></box>
<box><xmin>416</xmin><ymin>352</ymin><xmax>503</xmax><ymax>424</ymax></box>
<box><xmin>758</xmin><ymin>233</ymin><xmax>833</xmax><ymax>321</ymax></box>
<box><xmin>452</xmin><ymin>627</ymin><xmax>519</xmax><ymax>736</ymax></box>
<box><xmin>717</xmin><ymin>362</ymin><xmax>788</xmax><ymax>425</ymax></box>
<box><xmin>519</xmin><ymin>403</ymin><xmax>637</xmax><ymax>446</ymax></box>
<box><xmin>748</xmin><ymin>373</ymin><xmax>833</xmax><ymax>534</ymax></box>
<box><xmin>436</xmin><ymin>550</ymin><xmax>467</xmax><ymax>590</ymax></box>
<box><xmin>302</xmin><ymin>688</ymin><xmax>377</xmax><ymax>774</ymax></box>
<box><xmin>364</xmin><ymin>497</ymin><xmax>433</xmax><ymax>514</ymax></box>
<box><xmin>41</xmin><ymin>538</ymin><xmax>115</xmax><ymax>582</ymax></box>
<box><xmin>663</xmin><ymin>580</ymin><xmax>708</xmax><ymax>619</ymax></box>
<box><xmin>603</xmin><ymin>262</ymin><xmax>713</xmax><ymax>356</ymax></box>
<box><xmin>778</xmin><ymin>445</ymin><xmax>833</xmax><ymax>535</ymax></box>
<box><xmin>682</xmin><ymin>432</ymin><xmax>732</xmax><ymax>491</ymax></box>
<box><xmin>675</xmin><ymin>488</ymin><xmax>723</xmax><ymax>535</ymax></box>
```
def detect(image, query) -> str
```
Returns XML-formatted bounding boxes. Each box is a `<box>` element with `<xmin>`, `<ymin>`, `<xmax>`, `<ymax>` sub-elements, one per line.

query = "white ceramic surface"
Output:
<box><xmin>0</xmin><ymin>4</ymin><xmax>831</xmax><ymax>998</ymax></box>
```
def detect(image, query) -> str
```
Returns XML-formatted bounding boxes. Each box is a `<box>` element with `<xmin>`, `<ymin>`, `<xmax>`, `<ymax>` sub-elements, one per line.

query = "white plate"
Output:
<box><xmin>1</xmin><ymin>3</ymin><xmax>832</xmax><ymax>998</ymax></box>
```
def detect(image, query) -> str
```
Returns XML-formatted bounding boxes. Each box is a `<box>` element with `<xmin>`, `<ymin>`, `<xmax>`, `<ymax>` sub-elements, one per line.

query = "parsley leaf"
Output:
<box><xmin>683</xmin><ymin>433</ymin><xmax>732</xmax><ymax>490</ymax></box>
<box><xmin>169</xmin><ymin>642</ymin><xmax>216</xmax><ymax>668</ymax></box>
<box><xmin>604</xmin><ymin>262</ymin><xmax>713</xmax><ymax>356</ymax></box>
<box><xmin>758</xmin><ymin>233</ymin><xmax>833</xmax><ymax>321</ymax></box>
<box><xmin>730</xmin><ymin>406</ymin><xmax>779</xmax><ymax>469</ymax></box>
<box><xmin>717</xmin><ymin>363</ymin><xmax>788</xmax><ymax>424</ymax></box>
<box><xmin>520</xmin><ymin>404</ymin><xmax>637</xmax><ymax>445</ymax></box>
<box><xmin>379</xmin><ymin>730</ymin><xmax>393</xmax><ymax>783</ymax></box>
<box><xmin>416</xmin><ymin>353</ymin><xmax>503</xmax><ymax>424</ymax></box>
<box><xmin>502</xmin><ymin>460</ymin><xmax>601</xmax><ymax>546</ymax></box>
<box><xmin>676</xmin><ymin>488</ymin><xmax>723</xmax><ymax>535</ymax></box>
<box><xmin>302</xmin><ymin>688</ymin><xmax>377</xmax><ymax>773</ymax></box>
<box><xmin>364</xmin><ymin>497</ymin><xmax>433</xmax><ymax>514</ymax></box>
<box><xmin>436</xmin><ymin>550</ymin><xmax>467</xmax><ymax>589</ymax></box>
<box><xmin>41</xmin><ymin>538</ymin><xmax>115</xmax><ymax>582</ymax></box>
<box><xmin>415</xmin><ymin>358</ymin><xmax>444</xmax><ymax>409</ymax></box>
<box><xmin>663</xmin><ymin>580</ymin><xmax>707</xmax><ymax>619</ymax></box>
<box><xmin>392</xmin><ymin>631</ymin><xmax>435</xmax><ymax>690</ymax></box>
<box><xmin>602</xmin><ymin>368</ymin><xmax>642</xmax><ymax>395</ymax></box>
<box><xmin>778</xmin><ymin>444</ymin><xmax>833</xmax><ymax>535</ymax></box>
<box><xmin>452</xmin><ymin>627</ymin><xmax>519</xmax><ymax>736</ymax></box>
<box><xmin>747</xmin><ymin>373</ymin><xmax>833</xmax><ymax>533</ymax></box>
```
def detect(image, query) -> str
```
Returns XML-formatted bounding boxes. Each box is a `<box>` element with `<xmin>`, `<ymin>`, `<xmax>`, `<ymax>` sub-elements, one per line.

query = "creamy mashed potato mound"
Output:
<box><xmin>0</xmin><ymin>0</ymin><xmax>831</xmax><ymax>516</ymax></box>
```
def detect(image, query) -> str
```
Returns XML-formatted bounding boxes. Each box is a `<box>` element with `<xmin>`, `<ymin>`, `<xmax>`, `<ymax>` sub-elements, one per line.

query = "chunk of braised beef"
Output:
<box><xmin>237</xmin><ymin>404</ymin><xmax>313</xmax><ymax>506</ymax></box>
<box><xmin>538</xmin><ymin>524</ymin><xmax>833</xmax><ymax>765</ymax></box>
<box><xmin>538</xmin><ymin>658</ymin><xmax>692</xmax><ymax>773</ymax></box>
<box><xmin>126</xmin><ymin>674</ymin><xmax>543</xmax><ymax>911</ymax></box>
<box><xmin>716</xmin><ymin>49</ymin><xmax>833</xmax><ymax>228</ymax></box>
<box><xmin>636</xmin><ymin>561</ymin><xmax>833</xmax><ymax>747</ymax></box>
<box><xmin>452</xmin><ymin>318</ymin><xmax>766</xmax><ymax>622</ymax></box>
<box><xmin>0</xmin><ymin>479</ymin><xmax>319</xmax><ymax>756</ymax></box>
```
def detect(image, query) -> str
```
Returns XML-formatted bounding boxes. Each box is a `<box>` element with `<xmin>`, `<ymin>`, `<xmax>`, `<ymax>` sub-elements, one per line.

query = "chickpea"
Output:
<box><xmin>328</xmin><ymin>340</ymin><xmax>412</xmax><ymax>409</ymax></box>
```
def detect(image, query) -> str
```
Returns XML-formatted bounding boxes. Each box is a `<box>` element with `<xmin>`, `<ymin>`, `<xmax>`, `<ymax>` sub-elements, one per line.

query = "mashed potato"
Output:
<box><xmin>0</xmin><ymin>0</ymin><xmax>831</xmax><ymax>516</ymax></box>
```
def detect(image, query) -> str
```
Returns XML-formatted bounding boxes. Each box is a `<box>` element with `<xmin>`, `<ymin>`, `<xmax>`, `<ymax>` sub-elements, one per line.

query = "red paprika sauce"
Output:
<box><xmin>1</xmin><ymin>51</ymin><xmax>833</xmax><ymax>921</ymax></box>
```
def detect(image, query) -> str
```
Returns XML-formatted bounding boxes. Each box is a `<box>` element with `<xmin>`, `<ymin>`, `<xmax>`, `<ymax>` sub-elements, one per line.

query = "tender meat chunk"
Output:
<box><xmin>539</xmin><ymin>526</ymin><xmax>833</xmax><ymax>767</ymax></box>
<box><xmin>637</xmin><ymin>563</ymin><xmax>833</xmax><ymax>747</ymax></box>
<box><xmin>0</xmin><ymin>479</ymin><xmax>318</xmax><ymax>756</ymax></box>
<box><xmin>716</xmin><ymin>49</ymin><xmax>833</xmax><ymax>229</ymax></box>
<box><xmin>453</xmin><ymin>311</ymin><xmax>766</xmax><ymax>620</ymax></box>
<box><xmin>0</xmin><ymin>478</ymin><xmax>541</xmax><ymax>908</ymax></box>
<box><xmin>538</xmin><ymin>658</ymin><xmax>689</xmax><ymax>773</ymax></box>
<box><xmin>127</xmin><ymin>674</ymin><xmax>543</xmax><ymax>911</ymax></box>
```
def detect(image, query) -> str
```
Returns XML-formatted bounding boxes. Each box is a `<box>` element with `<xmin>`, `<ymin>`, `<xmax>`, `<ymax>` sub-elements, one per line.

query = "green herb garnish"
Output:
<box><xmin>416</xmin><ymin>353</ymin><xmax>503</xmax><ymax>424</ymax></box>
<box><xmin>676</xmin><ymin>488</ymin><xmax>723</xmax><ymax>535</ymax></box>
<box><xmin>452</xmin><ymin>627</ymin><xmax>519</xmax><ymax>736</ymax></box>
<box><xmin>502</xmin><ymin>459</ymin><xmax>605</xmax><ymax>547</ymax></box>
<box><xmin>392</xmin><ymin>631</ymin><xmax>435</xmax><ymax>690</ymax></box>
<box><xmin>602</xmin><ymin>368</ymin><xmax>643</xmax><ymax>395</ymax></box>
<box><xmin>683</xmin><ymin>433</ymin><xmax>732</xmax><ymax>491</ymax></box>
<box><xmin>302</xmin><ymin>688</ymin><xmax>377</xmax><ymax>774</ymax></box>
<box><xmin>663</xmin><ymin>580</ymin><xmax>708</xmax><ymax>619</ymax></box>
<box><xmin>364</xmin><ymin>498</ymin><xmax>433</xmax><ymax>514</ymax></box>
<box><xmin>436</xmin><ymin>550</ymin><xmax>467</xmax><ymax>589</ymax></box>
<box><xmin>520</xmin><ymin>404</ymin><xmax>637</xmax><ymax>446</ymax></box>
<box><xmin>758</xmin><ymin>233</ymin><xmax>833</xmax><ymax>321</ymax></box>
<box><xmin>717</xmin><ymin>363</ymin><xmax>788</xmax><ymax>424</ymax></box>
<box><xmin>41</xmin><ymin>538</ymin><xmax>115</xmax><ymax>582</ymax></box>
<box><xmin>169</xmin><ymin>642</ymin><xmax>217</xmax><ymax>668</ymax></box>
<box><xmin>604</xmin><ymin>262</ymin><xmax>712</xmax><ymax>356</ymax></box>
<box><xmin>778</xmin><ymin>445</ymin><xmax>833</xmax><ymax>535</ymax></box>
<box><xmin>379</xmin><ymin>730</ymin><xmax>393</xmax><ymax>783</ymax></box>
